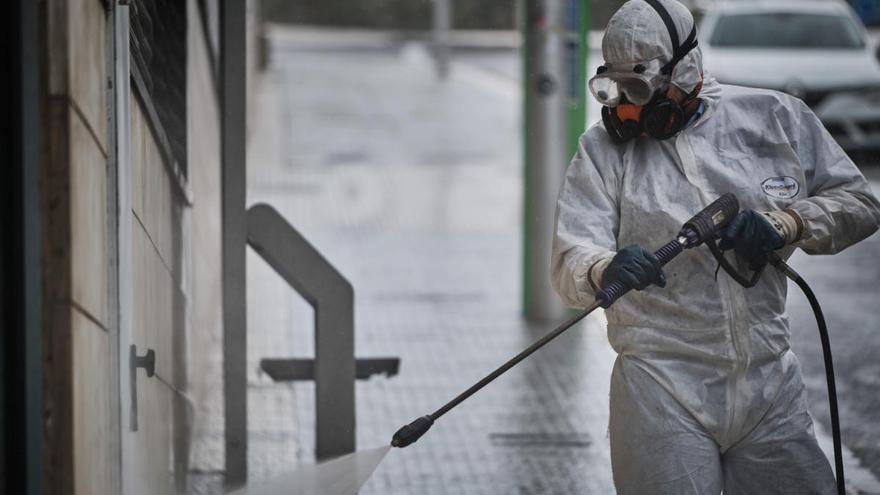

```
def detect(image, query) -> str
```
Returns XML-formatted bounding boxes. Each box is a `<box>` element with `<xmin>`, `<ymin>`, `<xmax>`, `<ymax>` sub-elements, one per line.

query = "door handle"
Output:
<box><xmin>129</xmin><ymin>344</ymin><xmax>155</xmax><ymax>432</ymax></box>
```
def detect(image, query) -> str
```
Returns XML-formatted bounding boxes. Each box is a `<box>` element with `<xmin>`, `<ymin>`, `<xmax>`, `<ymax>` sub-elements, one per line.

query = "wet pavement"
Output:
<box><xmin>244</xmin><ymin>31</ymin><xmax>615</xmax><ymax>494</ymax></box>
<box><xmin>231</xmin><ymin>27</ymin><xmax>880</xmax><ymax>494</ymax></box>
<box><xmin>786</xmin><ymin>187</ymin><xmax>880</xmax><ymax>493</ymax></box>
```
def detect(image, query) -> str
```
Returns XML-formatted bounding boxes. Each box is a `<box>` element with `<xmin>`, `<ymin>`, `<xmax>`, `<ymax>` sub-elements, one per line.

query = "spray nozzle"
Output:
<box><xmin>391</xmin><ymin>415</ymin><xmax>434</xmax><ymax>448</ymax></box>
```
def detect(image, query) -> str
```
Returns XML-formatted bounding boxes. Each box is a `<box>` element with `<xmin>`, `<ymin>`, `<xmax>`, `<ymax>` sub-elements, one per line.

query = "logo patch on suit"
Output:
<box><xmin>761</xmin><ymin>176</ymin><xmax>799</xmax><ymax>199</ymax></box>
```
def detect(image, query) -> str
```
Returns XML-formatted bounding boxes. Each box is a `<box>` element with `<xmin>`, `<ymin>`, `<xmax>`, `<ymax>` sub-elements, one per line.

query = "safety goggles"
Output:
<box><xmin>588</xmin><ymin>58</ymin><xmax>670</xmax><ymax>107</ymax></box>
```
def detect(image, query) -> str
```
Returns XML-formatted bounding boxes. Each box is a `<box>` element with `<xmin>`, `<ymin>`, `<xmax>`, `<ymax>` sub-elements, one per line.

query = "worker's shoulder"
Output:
<box><xmin>571</xmin><ymin>123</ymin><xmax>625</xmax><ymax>172</ymax></box>
<box><xmin>716</xmin><ymin>83</ymin><xmax>807</xmax><ymax>114</ymax></box>
<box><xmin>580</xmin><ymin>121</ymin><xmax>618</xmax><ymax>149</ymax></box>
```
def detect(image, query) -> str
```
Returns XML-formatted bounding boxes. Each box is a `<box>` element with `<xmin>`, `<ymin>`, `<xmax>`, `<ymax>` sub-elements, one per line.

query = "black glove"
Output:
<box><xmin>601</xmin><ymin>245</ymin><xmax>667</xmax><ymax>291</ymax></box>
<box><xmin>718</xmin><ymin>210</ymin><xmax>784</xmax><ymax>270</ymax></box>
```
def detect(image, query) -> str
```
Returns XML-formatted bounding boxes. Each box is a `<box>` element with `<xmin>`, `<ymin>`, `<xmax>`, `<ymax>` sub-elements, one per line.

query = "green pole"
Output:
<box><xmin>567</xmin><ymin>0</ymin><xmax>590</xmax><ymax>157</ymax></box>
<box><xmin>522</xmin><ymin>0</ymin><xmax>590</xmax><ymax>319</ymax></box>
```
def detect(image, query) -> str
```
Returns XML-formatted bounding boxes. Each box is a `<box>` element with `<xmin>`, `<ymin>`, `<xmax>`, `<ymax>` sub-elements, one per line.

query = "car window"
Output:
<box><xmin>709</xmin><ymin>12</ymin><xmax>865</xmax><ymax>49</ymax></box>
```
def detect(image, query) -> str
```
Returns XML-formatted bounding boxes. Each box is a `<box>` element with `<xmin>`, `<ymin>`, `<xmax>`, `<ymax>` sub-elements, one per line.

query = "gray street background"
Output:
<box><xmin>237</xmin><ymin>28</ymin><xmax>880</xmax><ymax>493</ymax></box>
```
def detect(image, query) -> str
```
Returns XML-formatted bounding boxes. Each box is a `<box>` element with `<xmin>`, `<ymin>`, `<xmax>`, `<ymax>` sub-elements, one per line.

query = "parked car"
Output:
<box><xmin>848</xmin><ymin>0</ymin><xmax>880</xmax><ymax>27</ymax></box>
<box><xmin>696</xmin><ymin>0</ymin><xmax>880</xmax><ymax>158</ymax></box>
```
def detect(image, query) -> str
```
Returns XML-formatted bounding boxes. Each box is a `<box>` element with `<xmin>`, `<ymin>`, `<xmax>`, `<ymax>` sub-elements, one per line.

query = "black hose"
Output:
<box><xmin>770</xmin><ymin>255</ymin><xmax>845</xmax><ymax>495</ymax></box>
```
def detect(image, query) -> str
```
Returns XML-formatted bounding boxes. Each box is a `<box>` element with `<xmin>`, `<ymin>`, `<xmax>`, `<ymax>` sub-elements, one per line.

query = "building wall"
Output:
<box><xmin>42</xmin><ymin>0</ymin><xmax>224</xmax><ymax>493</ymax></box>
<box><xmin>43</xmin><ymin>0</ymin><xmax>115</xmax><ymax>493</ymax></box>
<box><xmin>128</xmin><ymin>89</ymin><xmax>188</xmax><ymax>494</ymax></box>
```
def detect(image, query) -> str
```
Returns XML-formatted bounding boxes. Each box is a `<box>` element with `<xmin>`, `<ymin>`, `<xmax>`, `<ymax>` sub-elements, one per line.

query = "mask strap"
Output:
<box><xmin>666</xmin><ymin>26</ymin><xmax>698</xmax><ymax>74</ymax></box>
<box><xmin>643</xmin><ymin>0</ymin><xmax>699</xmax><ymax>75</ymax></box>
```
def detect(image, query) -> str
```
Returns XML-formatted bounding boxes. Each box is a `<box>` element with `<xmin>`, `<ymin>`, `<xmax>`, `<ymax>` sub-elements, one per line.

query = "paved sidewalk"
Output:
<box><xmin>237</xmin><ymin>27</ymin><xmax>880</xmax><ymax>495</ymax></box>
<box><xmin>243</xmin><ymin>33</ymin><xmax>617</xmax><ymax>494</ymax></box>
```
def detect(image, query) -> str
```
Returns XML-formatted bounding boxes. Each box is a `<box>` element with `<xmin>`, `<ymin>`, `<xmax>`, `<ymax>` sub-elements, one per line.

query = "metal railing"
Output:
<box><xmin>245</xmin><ymin>204</ymin><xmax>399</xmax><ymax>461</ymax></box>
<box><xmin>246</xmin><ymin>204</ymin><xmax>356</xmax><ymax>459</ymax></box>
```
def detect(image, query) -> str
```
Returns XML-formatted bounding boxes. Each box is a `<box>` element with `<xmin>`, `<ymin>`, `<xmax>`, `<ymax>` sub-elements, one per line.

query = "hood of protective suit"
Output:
<box><xmin>602</xmin><ymin>0</ymin><xmax>703</xmax><ymax>94</ymax></box>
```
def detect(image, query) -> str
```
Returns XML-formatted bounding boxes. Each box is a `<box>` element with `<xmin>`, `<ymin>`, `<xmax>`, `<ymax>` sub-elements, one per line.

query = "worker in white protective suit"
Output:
<box><xmin>550</xmin><ymin>0</ymin><xmax>880</xmax><ymax>493</ymax></box>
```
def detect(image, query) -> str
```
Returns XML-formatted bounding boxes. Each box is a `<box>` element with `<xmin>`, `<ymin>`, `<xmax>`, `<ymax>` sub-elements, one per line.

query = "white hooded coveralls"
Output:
<box><xmin>553</xmin><ymin>79</ymin><xmax>880</xmax><ymax>494</ymax></box>
<box><xmin>551</xmin><ymin>4</ymin><xmax>880</xmax><ymax>494</ymax></box>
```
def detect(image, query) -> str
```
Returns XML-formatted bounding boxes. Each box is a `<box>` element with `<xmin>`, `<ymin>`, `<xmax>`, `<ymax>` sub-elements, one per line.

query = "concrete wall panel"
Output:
<box><xmin>131</xmin><ymin>96</ymin><xmax>179</xmax><ymax>276</ymax></box>
<box><xmin>128</xmin><ymin>81</ymin><xmax>188</xmax><ymax>493</ymax></box>
<box><xmin>68</xmin><ymin>0</ymin><xmax>108</xmax><ymax>151</ymax></box>
<box><xmin>72</xmin><ymin>309</ymin><xmax>112</xmax><ymax>495</ymax></box>
<box><xmin>131</xmin><ymin>208</ymin><xmax>183</xmax><ymax>495</ymax></box>
<box><xmin>42</xmin><ymin>0</ymin><xmax>116</xmax><ymax>491</ymax></box>
<box><xmin>155</xmin><ymin>170</ymin><xmax>176</xmax><ymax>275</ymax></box>
<box><xmin>132</xmin><ymin>219</ymin><xmax>181</xmax><ymax>385</ymax></box>
<box><xmin>129</xmin><ymin>377</ymin><xmax>175</xmax><ymax>495</ymax></box>
<box><xmin>131</xmin><ymin>221</ymin><xmax>151</xmax><ymax>354</ymax></box>
<box><xmin>131</xmin><ymin>93</ymin><xmax>146</xmax><ymax>221</ymax></box>
<box><xmin>69</xmin><ymin>111</ymin><xmax>108</xmax><ymax>326</ymax></box>
<box><xmin>43</xmin><ymin>0</ymin><xmax>199</xmax><ymax>492</ymax></box>
<box><xmin>153</xmin><ymin>251</ymin><xmax>177</xmax><ymax>384</ymax></box>
<box><xmin>133</xmin><ymin>99</ymin><xmax>154</xmax><ymax>249</ymax></box>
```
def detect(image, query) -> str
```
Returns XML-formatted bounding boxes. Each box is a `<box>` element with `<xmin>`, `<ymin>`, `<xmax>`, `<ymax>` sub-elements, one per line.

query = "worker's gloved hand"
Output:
<box><xmin>718</xmin><ymin>210</ymin><xmax>785</xmax><ymax>270</ymax></box>
<box><xmin>601</xmin><ymin>245</ymin><xmax>667</xmax><ymax>291</ymax></box>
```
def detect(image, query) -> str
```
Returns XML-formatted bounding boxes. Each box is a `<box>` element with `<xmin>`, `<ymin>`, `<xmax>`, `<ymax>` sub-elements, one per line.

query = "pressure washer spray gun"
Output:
<box><xmin>390</xmin><ymin>193</ymin><xmax>739</xmax><ymax>448</ymax></box>
<box><xmin>390</xmin><ymin>192</ymin><xmax>845</xmax><ymax>495</ymax></box>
